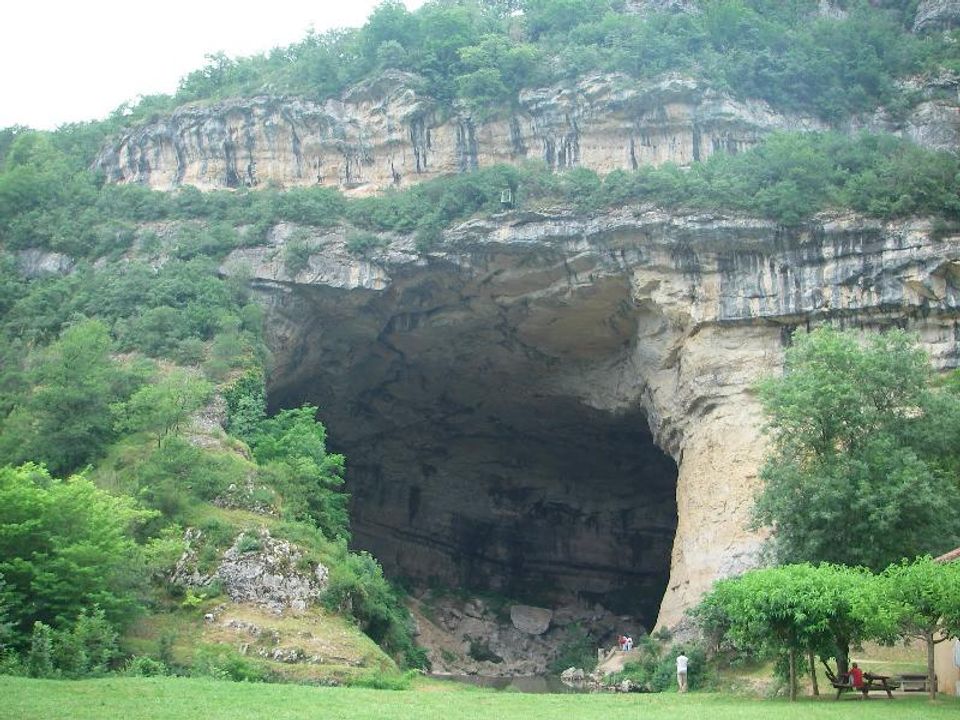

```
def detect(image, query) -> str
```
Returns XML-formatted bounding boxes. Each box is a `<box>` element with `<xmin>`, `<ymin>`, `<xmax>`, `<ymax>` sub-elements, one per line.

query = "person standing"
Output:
<box><xmin>676</xmin><ymin>651</ymin><xmax>690</xmax><ymax>693</ymax></box>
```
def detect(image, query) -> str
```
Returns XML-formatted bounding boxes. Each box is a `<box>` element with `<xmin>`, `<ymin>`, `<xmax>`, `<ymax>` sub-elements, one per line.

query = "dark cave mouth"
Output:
<box><xmin>264</xmin><ymin>265</ymin><xmax>679</xmax><ymax>628</ymax></box>
<box><xmin>343</xmin><ymin>397</ymin><xmax>679</xmax><ymax>627</ymax></box>
<box><xmin>273</xmin><ymin>366</ymin><xmax>679</xmax><ymax>627</ymax></box>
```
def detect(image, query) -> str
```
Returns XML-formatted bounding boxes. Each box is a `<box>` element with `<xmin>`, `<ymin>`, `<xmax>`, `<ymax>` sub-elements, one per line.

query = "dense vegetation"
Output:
<box><xmin>86</xmin><ymin>1</ymin><xmax>960</xmax><ymax>130</ymax></box>
<box><xmin>0</xmin><ymin>171</ymin><xmax>425</xmax><ymax>680</ymax></box>
<box><xmin>696</xmin><ymin>559</ymin><xmax>960</xmax><ymax>700</ymax></box>
<box><xmin>754</xmin><ymin>327</ymin><xmax>960</xmax><ymax>571</ymax></box>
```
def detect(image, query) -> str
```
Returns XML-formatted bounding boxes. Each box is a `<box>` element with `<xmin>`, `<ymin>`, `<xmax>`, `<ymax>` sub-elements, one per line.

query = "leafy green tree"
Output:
<box><xmin>252</xmin><ymin>407</ymin><xmax>348</xmax><ymax>539</ymax></box>
<box><xmin>754</xmin><ymin>328</ymin><xmax>960</xmax><ymax>570</ymax></box>
<box><xmin>118</xmin><ymin>369</ymin><xmax>213</xmax><ymax>447</ymax></box>
<box><xmin>0</xmin><ymin>319</ymin><xmax>124</xmax><ymax>474</ymax></box>
<box><xmin>222</xmin><ymin>369</ymin><xmax>266</xmax><ymax>442</ymax></box>
<box><xmin>0</xmin><ymin>463</ymin><xmax>152</xmax><ymax>642</ymax></box>
<box><xmin>694</xmin><ymin>563</ymin><xmax>885</xmax><ymax>700</ymax></box>
<box><xmin>881</xmin><ymin>557</ymin><xmax>960</xmax><ymax>699</ymax></box>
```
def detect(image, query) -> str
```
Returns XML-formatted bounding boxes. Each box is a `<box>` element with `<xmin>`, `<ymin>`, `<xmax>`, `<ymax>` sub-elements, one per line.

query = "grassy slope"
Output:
<box><xmin>3</xmin><ymin>676</ymin><xmax>959</xmax><ymax>720</ymax></box>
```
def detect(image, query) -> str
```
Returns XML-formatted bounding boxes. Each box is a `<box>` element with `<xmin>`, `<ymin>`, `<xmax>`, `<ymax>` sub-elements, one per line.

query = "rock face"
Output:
<box><xmin>96</xmin><ymin>67</ymin><xmax>960</xmax><ymax>195</ymax></box>
<box><xmin>914</xmin><ymin>0</ymin><xmax>960</xmax><ymax>32</ymax></box>
<box><xmin>409</xmin><ymin>594</ymin><xmax>632</xmax><ymax>675</ymax></box>
<box><xmin>510</xmin><ymin>605</ymin><xmax>553</xmax><ymax>635</ymax></box>
<box><xmin>96</xmin><ymin>72</ymin><xmax>829</xmax><ymax>194</ymax></box>
<box><xmin>227</xmin><ymin>207</ymin><xmax>960</xmax><ymax>631</ymax></box>
<box><xmin>172</xmin><ymin>527</ymin><xmax>329</xmax><ymax>613</ymax></box>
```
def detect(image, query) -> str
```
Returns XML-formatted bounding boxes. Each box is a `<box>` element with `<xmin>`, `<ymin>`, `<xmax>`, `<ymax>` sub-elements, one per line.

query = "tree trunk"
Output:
<box><xmin>808</xmin><ymin>650</ymin><xmax>819</xmax><ymax>696</ymax></box>
<box><xmin>835</xmin><ymin>644</ymin><xmax>849</xmax><ymax>678</ymax></box>
<box><xmin>789</xmin><ymin>648</ymin><xmax>799</xmax><ymax>701</ymax></box>
<box><xmin>926</xmin><ymin>631</ymin><xmax>937</xmax><ymax>701</ymax></box>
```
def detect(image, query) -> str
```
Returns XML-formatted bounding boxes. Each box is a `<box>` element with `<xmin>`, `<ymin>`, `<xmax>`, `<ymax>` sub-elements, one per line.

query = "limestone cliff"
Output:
<box><xmin>219</xmin><ymin>206</ymin><xmax>960</xmax><ymax>630</ymax></box>
<box><xmin>96</xmin><ymin>70</ymin><xmax>960</xmax><ymax>195</ymax></box>
<box><xmin>914</xmin><ymin>0</ymin><xmax>960</xmax><ymax>32</ymax></box>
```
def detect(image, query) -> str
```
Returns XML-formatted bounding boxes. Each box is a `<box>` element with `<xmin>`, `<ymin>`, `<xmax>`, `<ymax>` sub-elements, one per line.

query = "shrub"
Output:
<box><xmin>282</xmin><ymin>232</ymin><xmax>313</xmax><ymax>276</ymax></box>
<box><xmin>347</xmin><ymin>669</ymin><xmax>418</xmax><ymax>690</ymax></box>
<box><xmin>192</xmin><ymin>643</ymin><xmax>267</xmax><ymax>682</ymax></box>
<box><xmin>124</xmin><ymin>655</ymin><xmax>169</xmax><ymax>677</ymax></box>
<box><xmin>607</xmin><ymin>638</ymin><xmax>707</xmax><ymax>693</ymax></box>
<box><xmin>345</xmin><ymin>230</ymin><xmax>387</xmax><ymax>255</ymax></box>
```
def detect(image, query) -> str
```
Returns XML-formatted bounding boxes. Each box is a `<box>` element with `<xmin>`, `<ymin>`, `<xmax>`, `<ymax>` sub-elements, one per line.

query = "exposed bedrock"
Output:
<box><xmin>227</xmin><ymin>208</ymin><xmax>960</xmax><ymax>630</ymax></box>
<box><xmin>97</xmin><ymin>68</ymin><xmax>960</xmax><ymax>195</ymax></box>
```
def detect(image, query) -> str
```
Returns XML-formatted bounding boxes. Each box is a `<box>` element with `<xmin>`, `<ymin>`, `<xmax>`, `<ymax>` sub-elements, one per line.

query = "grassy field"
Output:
<box><xmin>3</xmin><ymin>676</ymin><xmax>959</xmax><ymax>720</ymax></box>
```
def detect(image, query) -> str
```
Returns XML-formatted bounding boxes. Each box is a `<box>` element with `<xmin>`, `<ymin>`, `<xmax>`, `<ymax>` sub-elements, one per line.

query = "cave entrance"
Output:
<box><xmin>266</xmin><ymin>256</ymin><xmax>679</xmax><ymax>629</ymax></box>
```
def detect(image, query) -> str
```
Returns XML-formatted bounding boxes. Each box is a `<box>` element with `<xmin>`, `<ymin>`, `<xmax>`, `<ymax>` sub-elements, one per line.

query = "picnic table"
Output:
<box><xmin>831</xmin><ymin>672</ymin><xmax>900</xmax><ymax>700</ymax></box>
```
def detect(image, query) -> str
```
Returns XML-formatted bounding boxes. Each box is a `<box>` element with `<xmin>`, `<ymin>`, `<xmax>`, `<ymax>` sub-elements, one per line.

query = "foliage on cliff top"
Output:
<box><xmin>15</xmin><ymin>0</ymin><xmax>955</xmax><ymax>161</ymax></box>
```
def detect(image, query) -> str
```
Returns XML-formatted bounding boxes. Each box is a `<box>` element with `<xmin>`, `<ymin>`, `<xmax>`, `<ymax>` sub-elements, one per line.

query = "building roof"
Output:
<box><xmin>934</xmin><ymin>547</ymin><xmax>960</xmax><ymax>563</ymax></box>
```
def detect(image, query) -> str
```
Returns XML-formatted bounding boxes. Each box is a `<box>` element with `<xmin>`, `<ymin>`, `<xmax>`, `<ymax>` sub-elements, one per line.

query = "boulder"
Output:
<box><xmin>509</xmin><ymin>605</ymin><xmax>553</xmax><ymax>635</ymax></box>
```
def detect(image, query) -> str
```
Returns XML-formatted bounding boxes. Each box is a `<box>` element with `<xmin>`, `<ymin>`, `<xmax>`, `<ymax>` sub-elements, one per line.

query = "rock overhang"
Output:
<box><xmin>226</xmin><ymin>206</ymin><xmax>960</xmax><ymax>629</ymax></box>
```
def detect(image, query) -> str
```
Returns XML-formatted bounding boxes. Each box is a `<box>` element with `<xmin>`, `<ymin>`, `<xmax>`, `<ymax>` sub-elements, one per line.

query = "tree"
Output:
<box><xmin>881</xmin><ymin>557</ymin><xmax>960</xmax><ymax>700</ymax></box>
<box><xmin>118</xmin><ymin>369</ymin><xmax>213</xmax><ymax>447</ymax></box>
<box><xmin>0</xmin><ymin>463</ymin><xmax>152</xmax><ymax>642</ymax></box>
<box><xmin>754</xmin><ymin>327</ymin><xmax>960</xmax><ymax>570</ymax></box>
<box><xmin>0</xmin><ymin>319</ymin><xmax>123</xmax><ymax>474</ymax></box>
<box><xmin>252</xmin><ymin>406</ymin><xmax>348</xmax><ymax>539</ymax></box>
<box><xmin>694</xmin><ymin>563</ymin><xmax>885</xmax><ymax>700</ymax></box>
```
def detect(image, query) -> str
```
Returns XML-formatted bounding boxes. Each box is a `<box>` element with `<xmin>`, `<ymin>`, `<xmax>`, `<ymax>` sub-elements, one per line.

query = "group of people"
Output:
<box><xmin>616</xmin><ymin>634</ymin><xmax>634</xmax><ymax>651</ymax></box>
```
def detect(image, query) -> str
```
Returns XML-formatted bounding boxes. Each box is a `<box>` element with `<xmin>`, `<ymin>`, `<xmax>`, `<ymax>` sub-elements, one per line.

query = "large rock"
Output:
<box><xmin>914</xmin><ymin>0</ymin><xmax>960</xmax><ymax>32</ymax></box>
<box><xmin>172</xmin><ymin>527</ymin><xmax>329</xmax><ymax>613</ymax></box>
<box><xmin>217</xmin><ymin>529</ymin><xmax>329</xmax><ymax>612</ymax></box>
<box><xmin>510</xmin><ymin>605</ymin><xmax>553</xmax><ymax>635</ymax></box>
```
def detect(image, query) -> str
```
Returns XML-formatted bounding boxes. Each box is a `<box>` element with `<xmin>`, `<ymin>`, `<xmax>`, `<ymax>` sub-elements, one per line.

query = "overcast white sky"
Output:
<box><xmin>2</xmin><ymin>0</ymin><xmax>425</xmax><ymax>130</ymax></box>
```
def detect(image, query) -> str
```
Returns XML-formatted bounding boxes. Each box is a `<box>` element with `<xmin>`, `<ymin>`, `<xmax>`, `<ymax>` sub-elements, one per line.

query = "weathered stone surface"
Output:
<box><xmin>914</xmin><ymin>0</ymin><xmax>960</xmax><ymax>32</ymax></box>
<box><xmin>172</xmin><ymin>527</ymin><xmax>328</xmax><ymax>613</ymax></box>
<box><xmin>409</xmin><ymin>594</ymin><xmax>630</xmax><ymax>675</ymax></box>
<box><xmin>96</xmin><ymin>72</ymin><xmax>830</xmax><ymax>194</ymax></box>
<box><xmin>96</xmin><ymin>67</ymin><xmax>959</xmax><ymax>196</ymax></box>
<box><xmin>217</xmin><ymin>529</ymin><xmax>329</xmax><ymax>612</ymax></box>
<box><xmin>16</xmin><ymin>249</ymin><xmax>75</xmax><ymax>278</ymax></box>
<box><xmin>510</xmin><ymin>605</ymin><xmax>553</xmax><ymax>635</ymax></box>
<box><xmin>229</xmin><ymin>206</ymin><xmax>960</xmax><ymax>631</ymax></box>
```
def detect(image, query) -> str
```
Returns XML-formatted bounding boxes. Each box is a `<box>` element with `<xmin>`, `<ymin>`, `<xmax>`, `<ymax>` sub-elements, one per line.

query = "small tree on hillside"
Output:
<box><xmin>754</xmin><ymin>328</ymin><xmax>960</xmax><ymax>570</ymax></box>
<box><xmin>118</xmin><ymin>369</ymin><xmax>213</xmax><ymax>447</ymax></box>
<box><xmin>693</xmin><ymin>563</ymin><xmax>887</xmax><ymax>700</ymax></box>
<box><xmin>881</xmin><ymin>557</ymin><xmax>960</xmax><ymax>700</ymax></box>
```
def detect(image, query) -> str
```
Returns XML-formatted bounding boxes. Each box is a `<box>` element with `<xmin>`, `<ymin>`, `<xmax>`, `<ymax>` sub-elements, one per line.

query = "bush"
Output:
<box><xmin>547</xmin><ymin>624</ymin><xmax>595</xmax><ymax>674</ymax></box>
<box><xmin>347</xmin><ymin>668</ymin><xmax>418</xmax><ymax>690</ymax></box>
<box><xmin>282</xmin><ymin>232</ymin><xmax>313</xmax><ymax>276</ymax></box>
<box><xmin>24</xmin><ymin>608</ymin><xmax>120</xmax><ymax>678</ymax></box>
<box><xmin>124</xmin><ymin>655</ymin><xmax>169</xmax><ymax>677</ymax></box>
<box><xmin>345</xmin><ymin>230</ymin><xmax>387</xmax><ymax>255</ymax></box>
<box><xmin>607</xmin><ymin>638</ymin><xmax>708</xmax><ymax>692</ymax></box>
<box><xmin>192</xmin><ymin>643</ymin><xmax>267</xmax><ymax>682</ymax></box>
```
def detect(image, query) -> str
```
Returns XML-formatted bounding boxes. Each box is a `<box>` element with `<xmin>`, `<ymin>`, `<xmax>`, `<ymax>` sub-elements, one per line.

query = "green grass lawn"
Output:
<box><xmin>3</xmin><ymin>676</ymin><xmax>958</xmax><ymax>720</ymax></box>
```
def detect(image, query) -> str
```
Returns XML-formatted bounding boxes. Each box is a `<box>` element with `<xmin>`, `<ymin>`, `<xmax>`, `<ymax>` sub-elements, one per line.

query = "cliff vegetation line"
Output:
<box><xmin>100</xmin><ymin>1</ymin><xmax>960</xmax><ymax>129</ymax></box>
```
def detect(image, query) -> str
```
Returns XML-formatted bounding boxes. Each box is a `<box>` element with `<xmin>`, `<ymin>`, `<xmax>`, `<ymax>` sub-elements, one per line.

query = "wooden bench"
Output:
<box><xmin>831</xmin><ymin>673</ymin><xmax>900</xmax><ymax>700</ymax></box>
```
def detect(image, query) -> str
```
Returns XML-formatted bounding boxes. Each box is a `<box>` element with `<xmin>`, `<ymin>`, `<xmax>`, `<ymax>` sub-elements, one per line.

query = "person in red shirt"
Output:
<box><xmin>848</xmin><ymin>662</ymin><xmax>864</xmax><ymax>689</ymax></box>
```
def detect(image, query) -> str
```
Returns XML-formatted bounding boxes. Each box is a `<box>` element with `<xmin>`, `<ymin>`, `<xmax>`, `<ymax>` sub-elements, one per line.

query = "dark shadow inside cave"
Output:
<box><xmin>264</xmin><ymin>257</ymin><xmax>679</xmax><ymax>629</ymax></box>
